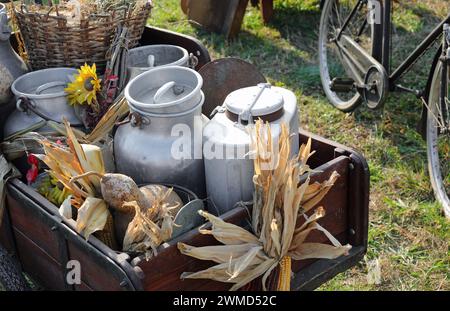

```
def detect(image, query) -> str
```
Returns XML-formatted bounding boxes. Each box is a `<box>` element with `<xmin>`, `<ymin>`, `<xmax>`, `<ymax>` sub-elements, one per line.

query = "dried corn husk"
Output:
<box><xmin>122</xmin><ymin>187</ymin><xmax>179</xmax><ymax>259</ymax></box>
<box><xmin>84</xmin><ymin>95</ymin><xmax>129</xmax><ymax>144</ymax></box>
<box><xmin>94</xmin><ymin>213</ymin><xmax>118</xmax><ymax>250</ymax></box>
<box><xmin>33</xmin><ymin>120</ymin><xmax>110</xmax><ymax>239</ymax></box>
<box><xmin>76</xmin><ymin>196</ymin><xmax>110</xmax><ymax>240</ymax></box>
<box><xmin>179</xmin><ymin>121</ymin><xmax>351</xmax><ymax>291</ymax></box>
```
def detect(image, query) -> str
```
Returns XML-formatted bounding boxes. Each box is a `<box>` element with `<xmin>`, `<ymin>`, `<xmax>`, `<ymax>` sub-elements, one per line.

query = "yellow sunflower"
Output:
<box><xmin>65</xmin><ymin>63</ymin><xmax>101</xmax><ymax>108</ymax></box>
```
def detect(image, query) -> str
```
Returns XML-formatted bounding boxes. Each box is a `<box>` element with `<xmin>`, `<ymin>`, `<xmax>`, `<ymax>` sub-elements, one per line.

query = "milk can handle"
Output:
<box><xmin>153</xmin><ymin>81</ymin><xmax>176</xmax><ymax>104</ymax></box>
<box><xmin>16</xmin><ymin>96</ymin><xmax>55</xmax><ymax>122</ymax></box>
<box><xmin>237</xmin><ymin>83</ymin><xmax>271</xmax><ymax>125</ymax></box>
<box><xmin>0</xmin><ymin>11</ymin><xmax>11</xmax><ymax>41</ymax></box>
<box><xmin>188</xmin><ymin>53</ymin><xmax>199</xmax><ymax>69</ymax></box>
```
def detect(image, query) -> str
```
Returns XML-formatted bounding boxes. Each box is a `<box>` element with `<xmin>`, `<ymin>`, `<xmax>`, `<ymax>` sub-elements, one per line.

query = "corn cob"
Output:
<box><xmin>277</xmin><ymin>256</ymin><xmax>292</xmax><ymax>291</ymax></box>
<box><xmin>94</xmin><ymin>213</ymin><xmax>118</xmax><ymax>250</ymax></box>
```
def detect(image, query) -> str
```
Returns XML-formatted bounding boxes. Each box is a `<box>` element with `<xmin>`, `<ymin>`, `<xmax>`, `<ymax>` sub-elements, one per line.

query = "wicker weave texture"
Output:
<box><xmin>15</xmin><ymin>3</ymin><xmax>151</xmax><ymax>72</ymax></box>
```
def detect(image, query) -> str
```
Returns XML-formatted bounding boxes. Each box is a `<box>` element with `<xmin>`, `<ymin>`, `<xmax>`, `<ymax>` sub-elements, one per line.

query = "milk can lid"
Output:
<box><xmin>224</xmin><ymin>85</ymin><xmax>284</xmax><ymax>120</ymax></box>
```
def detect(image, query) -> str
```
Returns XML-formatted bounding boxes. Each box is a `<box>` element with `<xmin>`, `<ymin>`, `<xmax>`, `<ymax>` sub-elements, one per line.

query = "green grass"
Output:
<box><xmin>150</xmin><ymin>0</ymin><xmax>450</xmax><ymax>290</ymax></box>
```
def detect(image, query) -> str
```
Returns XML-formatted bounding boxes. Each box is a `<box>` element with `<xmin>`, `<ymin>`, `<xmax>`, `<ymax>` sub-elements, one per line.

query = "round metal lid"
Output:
<box><xmin>198</xmin><ymin>58</ymin><xmax>267</xmax><ymax>117</ymax></box>
<box><xmin>224</xmin><ymin>85</ymin><xmax>284</xmax><ymax>120</ymax></box>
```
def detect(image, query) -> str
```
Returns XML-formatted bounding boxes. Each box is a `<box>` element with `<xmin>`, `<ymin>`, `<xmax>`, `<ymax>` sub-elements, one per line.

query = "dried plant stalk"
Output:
<box><xmin>84</xmin><ymin>95</ymin><xmax>129</xmax><ymax>144</ymax></box>
<box><xmin>122</xmin><ymin>187</ymin><xmax>179</xmax><ymax>260</ymax></box>
<box><xmin>34</xmin><ymin>120</ymin><xmax>110</xmax><ymax>240</ymax></box>
<box><xmin>179</xmin><ymin>121</ymin><xmax>351</xmax><ymax>291</ymax></box>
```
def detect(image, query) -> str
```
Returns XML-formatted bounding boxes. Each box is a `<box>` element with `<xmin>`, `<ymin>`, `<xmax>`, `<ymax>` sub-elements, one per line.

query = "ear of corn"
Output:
<box><xmin>277</xmin><ymin>256</ymin><xmax>292</xmax><ymax>291</ymax></box>
<box><xmin>33</xmin><ymin>121</ymin><xmax>110</xmax><ymax>239</ymax></box>
<box><xmin>122</xmin><ymin>187</ymin><xmax>178</xmax><ymax>259</ymax></box>
<box><xmin>179</xmin><ymin>120</ymin><xmax>352</xmax><ymax>291</ymax></box>
<box><xmin>76</xmin><ymin>196</ymin><xmax>110</xmax><ymax>240</ymax></box>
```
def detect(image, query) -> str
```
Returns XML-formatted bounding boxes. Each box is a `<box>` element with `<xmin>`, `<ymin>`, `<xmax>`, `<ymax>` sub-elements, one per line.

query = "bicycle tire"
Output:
<box><xmin>424</xmin><ymin>50</ymin><xmax>450</xmax><ymax>218</ymax></box>
<box><xmin>319</xmin><ymin>0</ymin><xmax>383</xmax><ymax>112</ymax></box>
<box><xmin>0</xmin><ymin>245</ymin><xmax>30</xmax><ymax>291</ymax></box>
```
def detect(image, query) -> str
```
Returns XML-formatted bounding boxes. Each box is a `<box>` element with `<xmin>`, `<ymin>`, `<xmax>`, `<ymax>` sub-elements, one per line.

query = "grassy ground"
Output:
<box><xmin>151</xmin><ymin>0</ymin><xmax>449</xmax><ymax>291</ymax></box>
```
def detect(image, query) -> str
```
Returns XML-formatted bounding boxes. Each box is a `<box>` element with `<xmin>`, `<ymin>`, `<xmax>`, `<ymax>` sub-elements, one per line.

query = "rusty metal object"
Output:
<box><xmin>261</xmin><ymin>0</ymin><xmax>274</xmax><ymax>24</ymax></box>
<box><xmin>198</xmin><ymin>57</ymin><xmax>267</xmax><ymax>117</ymax></box>
<box><xmin>187</xmin><ymin>0</ymin><xmax>249</xmax><ymax>39</ymax></box>
<box><xmin>180</xmin><ymin>0</ymin><xmax>189</xmax><ymax>14</ymax></box>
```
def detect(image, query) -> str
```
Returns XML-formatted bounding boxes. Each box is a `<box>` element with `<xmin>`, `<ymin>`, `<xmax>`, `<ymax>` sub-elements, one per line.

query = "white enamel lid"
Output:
<box><xmin>224</xmin><ymin>85</ymin><xmax>284</xmax><ymax>120</ymax></box>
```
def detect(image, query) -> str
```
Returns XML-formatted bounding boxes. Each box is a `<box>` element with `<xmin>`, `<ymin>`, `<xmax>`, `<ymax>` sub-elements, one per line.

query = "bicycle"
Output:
<box><xmin>318</xmin><ymin>0</ymin><xmax>449</xmax><ymax>218</ymax></box>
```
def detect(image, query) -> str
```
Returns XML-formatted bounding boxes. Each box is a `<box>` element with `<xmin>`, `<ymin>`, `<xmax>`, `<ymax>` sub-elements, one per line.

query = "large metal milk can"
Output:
<box><xmin>114</xmin><ymin>66</ymin><xmax>206</xmax><ymax>198</ymax></box>
<box><xmin>0</xmin><ymin>3</ymin><xmax>28</xmax><ymax>106</ymax></box>
<box><xmin>126</xmin><ymin>44</ymin><xmax>191</xmax><ymax>81</ymax></box>
<box><xmin>203</xmin><ymin>84</ymin><xmax>299</xmax><ymax>215</ymax></box>
<box><xmin>3</xmin><ymin>68</ymin><xmax>82</xmax><ymax>139</ymax></box>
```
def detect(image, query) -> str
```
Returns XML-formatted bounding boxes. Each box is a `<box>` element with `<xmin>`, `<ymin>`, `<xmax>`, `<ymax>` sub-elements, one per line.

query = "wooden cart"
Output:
<box><xmin>0</xmin><ymin>26</ymin><xmax>369</xmax><ymax>291</ymax></box>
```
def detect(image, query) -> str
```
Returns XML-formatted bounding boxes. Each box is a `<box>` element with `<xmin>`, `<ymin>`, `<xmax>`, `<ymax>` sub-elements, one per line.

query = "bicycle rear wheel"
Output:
<box><xmin>319</xmin><ymin>0</ymin><xmax>383</xmax><ymax>112</ymax></box>
<box><xmin>426</xmin><ymin>60</ymin><xmax>450</xmax><ymax>218</ymax></box>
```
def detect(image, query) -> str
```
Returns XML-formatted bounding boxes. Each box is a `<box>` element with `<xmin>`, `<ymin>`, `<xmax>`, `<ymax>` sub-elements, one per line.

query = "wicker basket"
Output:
<box><xmin>14</xmin><ymin>2</ymin><xmax>152</xmax><ymax>72</ymax></box>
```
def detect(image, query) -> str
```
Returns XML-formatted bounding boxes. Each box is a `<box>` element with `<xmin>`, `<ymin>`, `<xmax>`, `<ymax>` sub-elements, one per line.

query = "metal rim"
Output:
<box><xmin>426</xmin><ymin>61</ymin><xmax>450</xmax><ymax>217</ymax></box>
<box><xmin>319</xmin><ymin>0</ymin><xmax>375</xmax><ymax>111</ymax></box>
<box><xmin>127</xmin><ymin>44</ymin><xmax>189</xmax><ymax>69</ymax></box>
<box><xmin>11</xmin><ymin>68</ymin><xmax>77</xmax><ymax>99</ymax></box>
<box><xmin>125</xmin><ymin>65</ymin><xmax>203</xmax><ymax>110</ymax></box>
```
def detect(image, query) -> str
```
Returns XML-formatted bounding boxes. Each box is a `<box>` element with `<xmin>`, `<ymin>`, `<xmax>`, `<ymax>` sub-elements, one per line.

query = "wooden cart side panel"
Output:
<box><xmin>5</xmin><ymin>181</ymin><xmax>142</xmax><ymax>291</ymax></box>
<box><xmin>135</xmin><ymin>207</ymin><xmax>248</xmax><ymax>291</ymax></box>
<box><xmin>0</xmin><ymin>199</ymin><xmax>17</xmax><ymax>256</ymax></box>
<box><xmin>292</xmin><ymin>157</ymin><xmax>350</xmax><ymax>273</ymax></box>
<box><xmin>6</xmin><ymin>194</ymin><xmax>60</xmax><ymax>261</ymax></box>
<box><xmin>348</xmin><ymin>153</ymin><xmax>370</xmax><ymax>248</ymax></box>
<box><xmin>13</xmin><ymin>229</ymin><xmax>66</xmax><ymax>290</ymax></box>
<box><xmin>66</xmin><ymin>240</ymin><xmax>124</xmax><ymax>291</ymax></box>
<box><xmin>136</xmin><ymin>156</ymin><xmax>350</xmax><ymax>291</ymax></box>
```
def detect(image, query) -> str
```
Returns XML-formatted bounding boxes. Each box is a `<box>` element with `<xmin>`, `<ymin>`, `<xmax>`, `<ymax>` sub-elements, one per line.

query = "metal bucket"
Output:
<box><xmin>126</xmin><ymin>45</ymin><xmax>190</xmax><ymax>81</ymax></box>
<box><xmin>114</xmin><ymin>66</ymin><xmax>206</xmax><ymax>198</ymax></box>
<box><xmin>4</xmin><ymin>68</ymin><xmax>81</xmax><ymax>138</ymax></box>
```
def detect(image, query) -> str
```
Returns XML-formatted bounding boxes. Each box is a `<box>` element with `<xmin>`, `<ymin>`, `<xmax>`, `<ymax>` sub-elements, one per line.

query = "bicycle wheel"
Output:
<box><xmin>426</xmin><ymin>60</ymin><xmax>450</xmax><ymax>218</ymax></box>
<box><xmin>319</xmin><ymin>0</ymin><xmax>383</xmax><ymax>112</ymax></box>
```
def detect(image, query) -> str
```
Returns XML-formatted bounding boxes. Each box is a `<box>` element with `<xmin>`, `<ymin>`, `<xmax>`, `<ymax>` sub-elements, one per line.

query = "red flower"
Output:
<box><xmin>26</xmin><ymin>154</ymin><xmax>39</xmax><ymax>185</ymax></box>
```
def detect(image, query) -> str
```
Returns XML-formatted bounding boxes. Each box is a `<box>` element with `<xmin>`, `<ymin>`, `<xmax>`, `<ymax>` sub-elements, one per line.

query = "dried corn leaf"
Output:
<box><xmin>301</xmin><ymin>171</ymin><xmax>340</xmax><ymax>213</ymax></box>
<box><xmin>46</xmin><ymin>121</ymin><xmax>87</xmax><ymax>142</ymax></box>
<box><xmin>289</xmin><ymin>242</ymin><xmax>352</xmax><ymax>261</ymax></box>
<box><xmin>198</xmin><ymin>210</ymin><xmax>260</xmax><ymax>245</ymax></box>
<box><xmin>122</xmin><ymin>187</ymin><xmax>178</xmax><ymax>258</ymax></box>
<box><xmin>76</xmin><ymin>196</ymin><xmax>109</xmax><ymax>240</ymax></box>
<box><xmin>59</xmin><ymin>195</ymin><xmax>73</xmax><ymax>219</ymax></box>
<box><xmin>64</xmin><ymin>120</ymin><xmax>99</xmax><ymax>193</ymax></box>
<box><xmin>85</xmin><ymin>96</ymin><xmax>129</xmax><ymax>144</ymax></box>
<box><xmin>227</xmin><ymin>246</ymin><xmax>264</xmax><ymax>280</ymax></box>
<box><xmin>181</xmin><ymin>261</ymin><xmax>258</xmax><ymax>284</ymax></box>
<box><xmin>230</xmin><ymin>259</ymin><xmax>278</xmax><ymax>291</ymax></box>
<box><xmin>178</xmin><ymin>243</ymin><xmax>262</xmax><ymax>264</ymax></box>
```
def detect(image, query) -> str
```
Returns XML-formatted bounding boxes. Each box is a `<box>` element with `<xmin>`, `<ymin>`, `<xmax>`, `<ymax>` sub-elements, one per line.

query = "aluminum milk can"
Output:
<box><xmin>114</xmin><ymin>66</ymin><xmax>206</xmax><ymax>198</ymax></box>
<box><xmin>126</xmin><ymin>44</ymin><xmax>191</xmax><ymax>81</ymax></box>
<box><xmin>0</xmin><ymin>3</ymin><xmax>28</xmax><ymax>106</ymax></box>
<box><xmin>3</xmin><ymin>68</ymin><xmax>82</xmax><ymax>139</ymax></box>
<box><xmin>203</xmin><ymin>84</ymin><xmax>299</xmax><ymax>215</ymax></box>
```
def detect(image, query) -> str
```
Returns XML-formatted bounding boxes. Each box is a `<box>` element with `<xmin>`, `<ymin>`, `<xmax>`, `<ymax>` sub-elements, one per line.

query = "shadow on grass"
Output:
<box><xmin>190</xmin><ymin>26</ymin><xmax>322</xmax><ymax>94</ymax></box>
<box><xmin>188</xmin><ymin>0</ymin><xmax>437</xmax><ymax>177</ymax></box>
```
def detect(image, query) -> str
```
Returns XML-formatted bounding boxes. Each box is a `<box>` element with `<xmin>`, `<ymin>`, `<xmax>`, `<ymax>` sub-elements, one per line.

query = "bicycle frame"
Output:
<box><xmin>338</xmin><ymin>0</ymin><xmax>450</xmax><ymax>91</ymax></box>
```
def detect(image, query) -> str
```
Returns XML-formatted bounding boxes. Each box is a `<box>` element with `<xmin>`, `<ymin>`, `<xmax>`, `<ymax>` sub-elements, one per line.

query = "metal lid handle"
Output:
<box><xmin>238</xmin><ymin>83</ymin><xmax>271</xmax><ymax>125</ymax></box>
<box><xmin>153</xmin><ymin>81</ymin><xmax>176</xmax><ymax>104</ymax></box>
